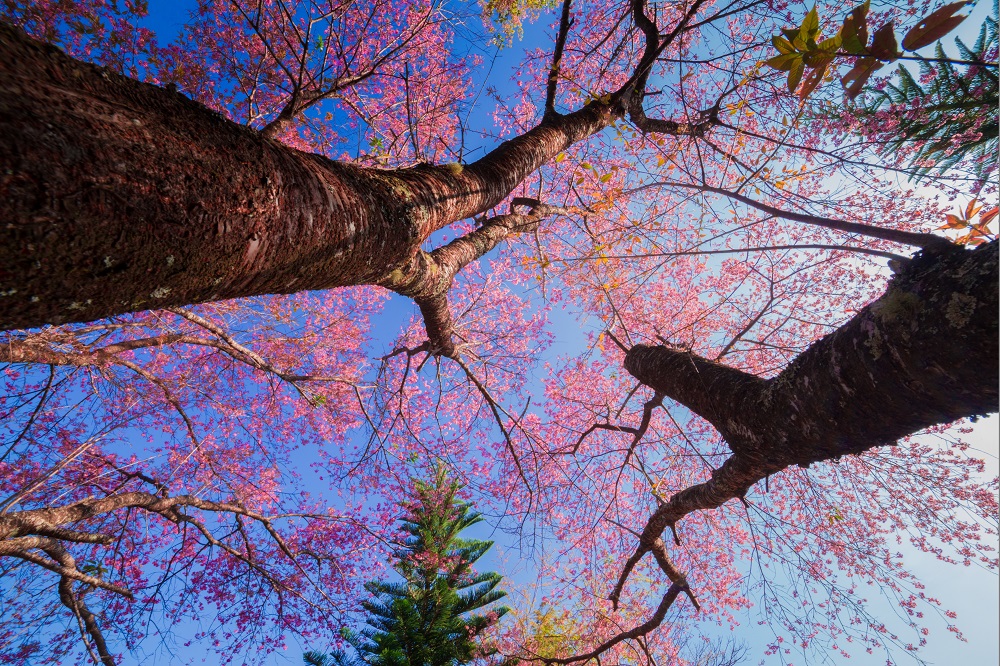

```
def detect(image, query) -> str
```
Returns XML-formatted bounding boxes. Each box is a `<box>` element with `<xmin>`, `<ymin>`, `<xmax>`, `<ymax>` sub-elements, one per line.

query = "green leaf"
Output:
<box><xmin>841</xmin><ymin>1</ymin><xmax>871</xmax><ymax>54</ymax></box>
<box><xmin>802</xmin><ymin>50</ymin><xmax>834</xmax><ymax>68</ymax></box>
<box><xmin>788</xmin><ymin>59</ymin><xmax>805</xmax><ymax>94</ymax></box>
<box><xmin>902</xmin><ymin>1</ymin><xmax>969</xmax><ymax>51</ymax></box>
<box><xmin>772</xmin><ymin>35</ymin><xmax>795</xmax><ymax>54</ymax></box>
<box><xmin>799</xmin><ymin>6</ymin><xmax>821</xmax><ymax>42</ymax></box>
<box><xmin>817</xmin><ymin>33</ymin><xmax>843</xmax><ymax>53</ymax></box>
<box><xmin>766</xmin><ymin>52</ymin><xmax>802</xmax><ymax>72</ymax></box>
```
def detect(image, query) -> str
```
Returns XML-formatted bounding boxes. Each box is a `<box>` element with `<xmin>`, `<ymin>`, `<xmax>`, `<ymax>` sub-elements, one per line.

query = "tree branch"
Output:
<box><xmin>544</xmin><ymin>0</ymin><xmax>574</xmax><ymax>120</ymax></box>
<box><xmin>379</xmin><ymin>199</ymin><xmax>569</xmax><ymax>356</ymax></box>
<box><xmin>613</xmin><ymin>240</ymin><xmax>998</xmax><ymax>602</ymax></box>
<box><xmin>544</xmin><ymin>580</ymin><xmax>691</xmax><ymax>665</ymax></box>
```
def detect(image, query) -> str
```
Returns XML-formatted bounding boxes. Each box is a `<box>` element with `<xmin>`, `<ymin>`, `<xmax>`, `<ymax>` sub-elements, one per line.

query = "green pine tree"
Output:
<box><xmin>305</xmin><ymin>466</ymin><xmax>509</xmax><ymax>666</ymax></box>
<box><xmin>863</xmin><ymin>7</ymin><xmax>998</xmax><ymax>185</ymax></box>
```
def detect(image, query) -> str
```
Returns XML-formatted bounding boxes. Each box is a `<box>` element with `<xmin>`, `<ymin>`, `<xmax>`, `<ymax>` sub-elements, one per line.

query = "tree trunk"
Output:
<box><xmin>0</xmin><ymin>23</ymin><xmax>616</xmax><ymax>331</ymax></box>
<box><xmin>623</xmin><ymin>240</ymin><xmax>998</xmax><ymax>546</ymax></box>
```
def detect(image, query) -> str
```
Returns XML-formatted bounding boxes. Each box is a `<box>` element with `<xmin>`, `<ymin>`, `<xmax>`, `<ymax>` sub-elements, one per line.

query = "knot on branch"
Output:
<box><xmin>380</xmin><ymin>198</ymin><xmax>572</xmax><ymax>359</ymax></box>
<box><xmin>510</xmin><ymin>197</ymin><xmax>570</xmax><ymax>219</ymax></box>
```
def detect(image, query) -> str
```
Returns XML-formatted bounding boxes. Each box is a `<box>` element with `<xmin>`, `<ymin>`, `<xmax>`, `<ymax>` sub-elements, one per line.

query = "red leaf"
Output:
<box><xmin>902</xmin><ymin>1</ymin><xmax>969</xmax><ymax>51</ymax></box>
<box><xmin>799</xmin><ymin>62</ymin><xmax>829</xmax><ymax>100</ymax></box>
<box><xmin>841</xmin><ymin>57</ymin><xmax>883</xmax><ymax>99</ymax></box>
<box><xmin>869</xmin><ymin>22</ymin><xmax>900</xmax><ymax>61</ymax></box>
<box><xmin>965</xmin><ymin>199</ymin><xmax>983</xmax><ymax>220</ymax></box>
<box><xmin>938</xmin><ymin>213</ymin><xmax>966</xmax><ymax>229</ymax></box>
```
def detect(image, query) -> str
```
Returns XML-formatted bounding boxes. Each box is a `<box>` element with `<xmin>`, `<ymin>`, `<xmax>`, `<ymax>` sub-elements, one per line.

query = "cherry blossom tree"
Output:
<box><xmin>0</xmin><ymin>0</ymin><xmax>996</xmax><ymax>664</ymax></box>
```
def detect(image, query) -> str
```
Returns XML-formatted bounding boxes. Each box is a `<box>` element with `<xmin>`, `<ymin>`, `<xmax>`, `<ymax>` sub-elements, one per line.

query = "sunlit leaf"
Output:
<box><xmin>841</xmin><ymin>1</ymin><xmax>871</xmax><ymax>54</ymax></box>
<box><xmin>767</xmin><ymin>52</ymin><xmax>802</xmax><ymax>71</ymax></box>
<box><xmin>802</xmin><ymin>50</ymin><xmax>834</xmax><ymax>68</ymax></box>
<box><xmin>939</xmin><ymin>213</ymin><xmax>966</xmax><ymax>229</ymax></box>
<box><xmin>799</xmin><ymin>62</ymin><xmax>829</xmax><ymax>100</ymax></box>
<box><xmin>788</xmin><ymin>59</ymin><xmax>805</xmax><ymax>93</ymax></box>
<box><xmin>799</xmin><ymin>6</ymin><xmax>821</xmax><ymax>43</ymax></box>
<box><xmin>772</xmin><ymin>35</ymin><xmax>795</xmax><ymax>54</ymax></box>
<box><xmin>965</xmin><ymin>199</ymin><xmax>983</xmax><ymax>220</ymax></box>
<box><xmin>979</xmin><ymin>207</ymin><xmax>999</xmax><ymax>226</ymax></box>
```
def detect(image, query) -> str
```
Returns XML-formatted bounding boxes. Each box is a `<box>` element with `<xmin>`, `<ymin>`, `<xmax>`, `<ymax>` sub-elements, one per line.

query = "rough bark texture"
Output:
<box><xmin>623</xmin><ymin>240</ymin><xmax>998</xmax><ymax>548</ymax></box>
<box><xmin>0</xmin><ymin>22</ymin><xmax>617</xmax><ymax>330</ymax></box>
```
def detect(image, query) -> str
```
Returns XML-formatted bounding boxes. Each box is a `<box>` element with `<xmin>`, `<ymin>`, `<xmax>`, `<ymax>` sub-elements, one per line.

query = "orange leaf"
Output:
<box><xmin>978</xmin><ymin>206</ymin><xmax>999</xmax><ymax>226</ymax></box>
<box><xmin>965</xmin><ymin>198</ymin><xmax>983</xmax><ymax>220</ymax></box>
<box><xmin>940</xmin><ymin>213</ymin><xmax>966</xmax><ymax>229</ymax></box>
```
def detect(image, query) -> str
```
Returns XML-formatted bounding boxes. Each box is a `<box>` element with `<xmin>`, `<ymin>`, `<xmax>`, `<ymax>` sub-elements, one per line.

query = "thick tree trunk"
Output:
<box><xmin>623</xmin><ymin>240</ymin><xmax>998</xmax><ymax>547</ymax></box>
<box><xmin>0</xmin><ymin>23</ymin><xmax>617</xmax><ymax>330</ymax></box>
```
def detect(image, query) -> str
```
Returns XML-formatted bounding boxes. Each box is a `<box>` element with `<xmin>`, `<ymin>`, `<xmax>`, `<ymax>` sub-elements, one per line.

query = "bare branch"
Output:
<box><xmin>544</xmin><ymin>579</ymin><xmax>693</xmax><ymax>665</ymax></box>
<box><xmin>379</xmin><ymin>198</ymin><xmax>570</xmax><ymax>356</ymax></box>
<box><xmin>544</xmin><ymin>0</ymin><xmax>574</xmax><ymax>119</ymax></box>
<box><xmin>629</xmin><ymin>181</ymin><xmax>949</xmax><ymax>249</ymax></box>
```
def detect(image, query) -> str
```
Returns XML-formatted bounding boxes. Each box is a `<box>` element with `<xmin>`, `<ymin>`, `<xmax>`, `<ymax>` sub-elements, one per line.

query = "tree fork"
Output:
<box><xmin>0</xmin><ymin>23</ymin><xmax>617</xmax><ymax>331</ymax></box>
<box><xmin>623</xmin><ymin>240</ymin><xmax>998</xmax><ymax>550</ymax></box>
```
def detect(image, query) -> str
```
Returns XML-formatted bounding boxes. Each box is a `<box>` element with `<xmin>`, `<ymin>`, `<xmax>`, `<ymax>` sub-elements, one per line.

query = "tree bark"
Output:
<box><xmin>0</xmin><ymin>22</ymin><xmax>617</xmax><ymax>331</ymax></box>
<box><xmin>622</xmin><ymin>240</ymin><xmax>998</xmax><ymax>548</ymax></box>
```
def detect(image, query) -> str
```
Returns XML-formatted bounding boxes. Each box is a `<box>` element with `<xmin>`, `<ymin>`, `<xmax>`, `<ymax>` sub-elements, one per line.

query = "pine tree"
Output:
<box><xmin>306</xmin><ymin>467</ymin><xmax>509</xmax><ymax>666</ymax></box>
<box><xmin>864</xmin><ymin>8</ymin><xmax>998</xmax><ymax>185</ymax></box>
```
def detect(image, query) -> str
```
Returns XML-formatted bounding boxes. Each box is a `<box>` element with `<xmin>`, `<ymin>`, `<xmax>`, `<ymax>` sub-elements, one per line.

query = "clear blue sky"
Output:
<box><xmin>88</xmin><ymin>2</ymin><xmax>1000</xmax><ymax>664</ymax></box>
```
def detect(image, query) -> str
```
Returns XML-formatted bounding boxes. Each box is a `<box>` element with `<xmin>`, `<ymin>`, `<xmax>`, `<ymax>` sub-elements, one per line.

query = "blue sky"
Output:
<box><xmin>30</xmin><ymin>1</ymin><xmax>1000</xmax><ymax>663</ymax></box>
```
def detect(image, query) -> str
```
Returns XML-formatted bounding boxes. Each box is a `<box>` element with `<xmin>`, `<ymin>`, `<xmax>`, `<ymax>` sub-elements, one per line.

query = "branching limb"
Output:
<box><xmin>1</xmin><ymin>317</ymin><xmax>357</xmax><ymax>384</ymax></box>
<box><xmin>543</xmin><ymin>578</ymin><xmax>694</xmax><ymax>665</ymax></box>
<box><xmin>623</xmin><ymin>345</ymin><xmax>767</xmax><ymax>450</ymax></box>
<box><xmin>59</xmin><ymin>577</ymin><xmax>116</xmax><ymax>666</ymax></box>
<box><xmin>562</xmin><ymin>393</ymin><xmax>662</xmax><ymax>472</ymax></box>
<box><xmin>609</xmin><ymin>543</ymin><xmax>651</xmax><ymax>610</ymax></box>
<box><xmin>544</xmin><ymin>0</ymin><xmax>574</xmax><ymax>120</ymax></box>
<box><xmin>611</xmin><ymin>240</ymin><xmax>997</xmax><ymax>612</ymax></box>
<box><xmin>5</xmin><ymin>537</ymin><xmax>132</xmax><ymax>597</ymax></box>
<box><xmin>583</xmin><ymin>243</ymin><xmax>909</xmax><ymax>263</ymax></box>
<box><xmin>619</xmin><ymin>0</ymin><xmax>718</xmax><ymax>136</ymax></box>
<box><xmin>454</xmin><ymin>358</ymin><xmax>531</xmax><ymax>493</ymax></box>
<box><xmin>628</xmin><ymin>180</ymin><xmax>950</xmax><ymax>249</ymax></box>
<box><xmin>1</xmin><ymin>489</ymin><xmax>357</xmax><ymax>662</ymax></box>
<box><xmin>379</xmin><ymin>198</ymin><xmax>569</xmax><ymax>357</ymax></box>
